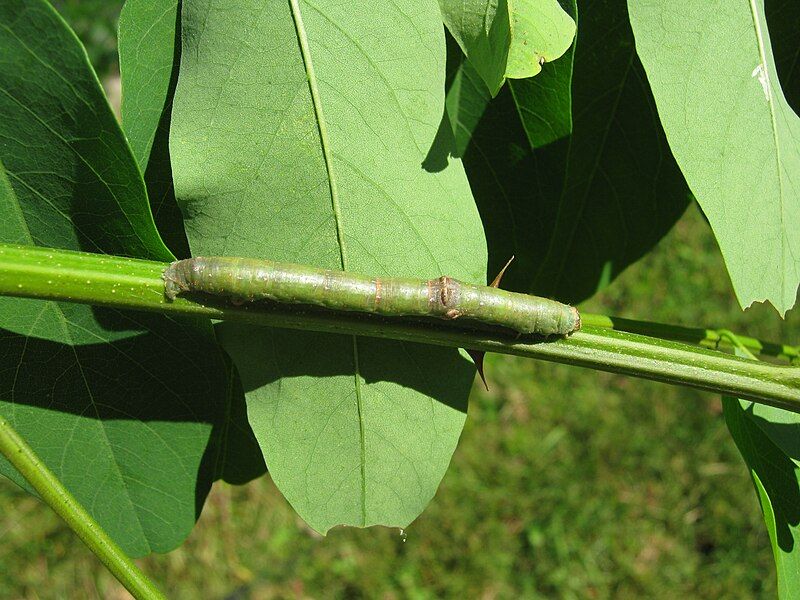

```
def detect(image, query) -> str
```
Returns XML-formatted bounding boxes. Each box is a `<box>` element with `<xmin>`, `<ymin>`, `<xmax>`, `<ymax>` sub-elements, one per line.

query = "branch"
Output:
<box><xmin>582</xmin><ymin>314</ymin><xmax>800</xmax><ymax>364</ymax></box>
<box><xmin>0</xmin><ymin>415</ymin><xmax>166</xmax><ymax>600</ymax></box>
<box><xmin>1</xmin><ymin>243</ymin><xmax>798</xmax><ymax>411</ymax></box>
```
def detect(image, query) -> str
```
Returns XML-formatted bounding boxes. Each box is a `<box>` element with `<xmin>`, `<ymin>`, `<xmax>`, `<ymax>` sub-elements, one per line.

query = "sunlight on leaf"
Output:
<box><xmin>439</xmin><ymin>0</ymin><xmax>575</xmax><ymax>95</ymax></box>
<box><xmin>119</xmin><ymin>0</ymin><xmax>190</xmax><ymax>257</ymax></box>
<box><xmin>170</xmin><ymin>0</ymin><xmax>486</xmax><ymax>533</ymax></box>
<box><xmin>629</xmin><ymin>0</ymin><xmax>800</xmax><ymax>315</ymax></box>
<box><xmin>0</xmin><ymin>0</ymin><xmax>235</xmax><ymax>555</ymax></box>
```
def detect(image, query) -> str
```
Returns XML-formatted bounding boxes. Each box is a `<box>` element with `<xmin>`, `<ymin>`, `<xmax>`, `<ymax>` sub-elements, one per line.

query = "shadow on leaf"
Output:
<box><xmin>428</xmin><ymin>0</ymin><xmax>691</xmax><ymax>302</ymax></box>
<box><xmin>0</xmin><ymin>309</ymin><xmax>265</xmax><ymax>554</ymax></box>
<box><xmin>217</xmin><ymin>322</ymin><xmax>472</xmax><ymax>415</ymax></box>
<box><xmin>723</xmin><ymin>398</ymin><xmax>800</xmax><ymax>553</ymax></box>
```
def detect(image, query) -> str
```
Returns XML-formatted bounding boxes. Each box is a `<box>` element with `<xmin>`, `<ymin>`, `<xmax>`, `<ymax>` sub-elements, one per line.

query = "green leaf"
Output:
<box><xmin>119</xmin><ymin>0</ymin><xmax>190</xmax><ymax>258</ymax></box>
<box><xmin>0</xmin><ymin>0</ymin><xmax>171</xmax><ymax>338</ymax></box>
<box><xmin>506</xmin><ymin>63</ymin><xmax>574</xmax><ymax>148</ymax></box>
<box><xmin>0</xmin><ymin>0</ymin><xmax>171</xmax><ymax>264</ymax></box>
<box><xmin>505</xmin><ymin>0</ymin><xmax>575</xmax><ymax>79</ymax></box>
<box><xmin>0</xmin><ymin>0</ymin><xmax>235</xmax><ymax>555</ymax></box>
<box><xmin>723</xmin><ymin>398</ymin><xmax>800</xmax><ymax>597</ymax></box>
<box><xmin>204</xmin><ymin>348</ymin><xmax>268</xmax><ymax>486</ymax></box>
<box><xmin>445</xmin><ymin>55</ymin><xmax>494</xmax><ymax>157</ymax></box>
<box><xmin>117</xmin><ymin>0</ymin><xmax>266</xmax><ymax>490</ymax></box>
<box><xmin>445</xmin><ymin>0</ymin><xmax>689</xmax><ymax>302</ymax></box>
<box><xmin>722</xmin><ymin>340</ymin><xmax>800</xmax><ymax>598</ymax></box>
<box><xmin>169</xmin><ymin>0</ymin><xmax>486</xmax><ymax>533</ymax></box>
<box><xmin>442</xmin><ymin>0</ymin><xmax>574</xmax><ymax>154</ymax></box>
<box><xmin>628</xmin><ymin>0</ymin><xmax>800</xmax><ymax>315</ymax></box>
<box><xmin>439</xmin><ymin>0</ymin><xmax>509</xmax><ymax>95</ymax></box>
<box><xmin>439</xmin><ymin>0</ymin><xmax>576</xmax><ymax>95</ymax></box>
<box><xmin>0</xmin><ymin>302</ymin><xmax>226</xmax><ymax>557</ymax></box>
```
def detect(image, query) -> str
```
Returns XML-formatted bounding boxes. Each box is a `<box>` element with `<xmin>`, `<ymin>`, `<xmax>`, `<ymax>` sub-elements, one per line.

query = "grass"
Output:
<box><xmin>2</xmin><ymin>204</ymin><xmax>798</xmax><ymax>599</ymax></box>
<box><xmin>3</xmin><ymin>2</ymin><xmax>800</xmax><ymax>597</ymax></box>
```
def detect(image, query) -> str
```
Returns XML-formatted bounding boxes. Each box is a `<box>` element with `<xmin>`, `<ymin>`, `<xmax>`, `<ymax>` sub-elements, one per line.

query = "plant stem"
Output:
<box><xmin>0</xmin><ymin>415</ymin><xmax>166</xmax><ymax>600</ymax></box>
<box><xmin>1</xmin><ymin>243</ymin><xmax>798</xmax><ymax>411</ymax></box>
<box><xmin>581</xmin><ymin>313</ymin><xmax>800</xmax><ymax>364</ymax></box>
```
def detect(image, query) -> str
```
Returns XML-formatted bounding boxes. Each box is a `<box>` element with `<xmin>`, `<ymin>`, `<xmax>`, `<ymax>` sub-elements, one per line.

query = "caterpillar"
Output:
<box><xmin>162</xmin><ymin>256</ymin><xmax>581</xmax><ymax>337</ymax></box>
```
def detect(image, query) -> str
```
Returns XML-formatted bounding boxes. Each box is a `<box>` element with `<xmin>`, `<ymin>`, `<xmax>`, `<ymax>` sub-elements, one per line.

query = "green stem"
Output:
<box><xmin>1</xmin><ymin>243</ymin><xmax>798</xmax><ymax>411</ymax></box>
<box><xmin>581</xmin><ymin>313</ymin><xmax>800</xmax><ymax>364</ymax></box>
<box><xmin>0</xmin><ymin>415</ymin><xmax>166</xmax><ymax>600</ymax></box>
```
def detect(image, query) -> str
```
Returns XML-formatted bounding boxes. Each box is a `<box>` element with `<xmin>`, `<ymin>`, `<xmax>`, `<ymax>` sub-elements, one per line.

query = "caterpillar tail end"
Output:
<box><xmin>162</xmin><ymin>262</ymin><xmax>183</xmax><ymax>301</ymax></box>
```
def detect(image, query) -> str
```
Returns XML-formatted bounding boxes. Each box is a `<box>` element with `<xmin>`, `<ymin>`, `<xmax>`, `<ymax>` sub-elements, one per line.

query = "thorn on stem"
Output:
<box><xmin>490</xmin><ymin>256</ymin><xmax>515</xmax><ymax>288</ymax></box>
<box><xmin>467</xmin><ymin>349</ymin><xmax>489</xmax><ymax>391</ymax></box>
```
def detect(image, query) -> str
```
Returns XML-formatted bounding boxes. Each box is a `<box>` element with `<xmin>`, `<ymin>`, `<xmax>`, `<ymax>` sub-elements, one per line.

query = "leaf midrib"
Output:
<box><xmin>748</xmin><ymin>0</ymin><xmax>788</xmax><ymax>303</ymax></box>
<box><xmin>288</xmin><ymin>0</ymin><xmax>367</xmax><ymax>525</ymax></box>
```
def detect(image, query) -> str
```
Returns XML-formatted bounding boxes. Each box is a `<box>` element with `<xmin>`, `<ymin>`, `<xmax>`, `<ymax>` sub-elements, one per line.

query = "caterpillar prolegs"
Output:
<box><xmin>162</xmin><ymin>256</ymin><xmax>581</xmax><ymax>336</ymax></box>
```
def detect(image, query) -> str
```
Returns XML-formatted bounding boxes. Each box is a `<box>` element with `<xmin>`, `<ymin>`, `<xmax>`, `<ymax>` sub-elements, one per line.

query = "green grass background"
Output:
<box><xmin>2</xmin><ymin>2</ymin><xmax>800</xmax><ymax>598</ymax></box>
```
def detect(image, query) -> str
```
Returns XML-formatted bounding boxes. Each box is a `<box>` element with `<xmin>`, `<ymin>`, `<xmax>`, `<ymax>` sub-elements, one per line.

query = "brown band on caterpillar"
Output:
<box><xmin>162</xmin><ymin>257</ymin><xmax>581</xmax><ymax>337</ymax></box>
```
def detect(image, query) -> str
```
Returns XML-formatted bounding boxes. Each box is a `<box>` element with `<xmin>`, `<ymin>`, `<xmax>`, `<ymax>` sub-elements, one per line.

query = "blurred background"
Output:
<box><xmin>2</xmin><ymin>2</ymin><xmax>799</xmax><ymax>598</ymax></box>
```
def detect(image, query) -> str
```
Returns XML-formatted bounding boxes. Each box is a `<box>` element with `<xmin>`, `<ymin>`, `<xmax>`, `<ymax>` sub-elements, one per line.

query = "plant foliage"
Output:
<box><xmin>0</xmin><ymin>0</ymin><xmax>221</xmax><ymax>555</ymax></box>
<box><xmin>629</xmin><ymin>0</ymin><xmax>800</xmax><ymax>316</ymax></box>
<box><xmin>1</xmin><ymin>0</ymin><xmax>799</xmax><ymax>593</ymax></box>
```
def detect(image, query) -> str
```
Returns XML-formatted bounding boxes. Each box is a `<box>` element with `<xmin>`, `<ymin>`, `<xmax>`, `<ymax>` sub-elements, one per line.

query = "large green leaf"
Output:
<box><xmin>0</xmin><ymin>299</ymin><xmax>226</xmax><ymax>557</ymax></box>
<box><xmin>628</xmin><ymin>0</ymin><xmax>800</xmax><ymax>315</ymax></box>
<box><xmin>444</xmin><ymin>0</ymin><xmax>689</xmax><ymax>302</ymax></box>
<box><xmin>724</xmin><ymin>396</ymin><xmax>800</xmax><ymax>597</ymax></box>
<box><xmin>169</xmin><ymin>0</ymin><xmax>486</xmax><ymax>533</ymax></box>
<box><xmin>0</xmin><ymin>0</ymin><xmax>232</xmax><ymax>555</ymax></box>
<box><xmin>119</xmin><ymin>0</ymin><xmax>189</xmax><ymax>258</ymax></box>
<box><xmin>0</xmin><ymin>1</ymin><xmax>170</xmax><ymax>264</ymax></box>
<box><xmin>439</xmin><ymin>0</ymin><xmax>576</xmax><ymax>95</ymax></box>
<box><xmin>117</xmin><ymin>0</ymin><xmax>266</xmax><ymax>490</ymax></box>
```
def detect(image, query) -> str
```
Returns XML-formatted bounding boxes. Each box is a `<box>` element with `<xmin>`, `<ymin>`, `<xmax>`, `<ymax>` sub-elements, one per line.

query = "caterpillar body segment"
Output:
<box><xmin>163</xmin><ymin>256</ymin><xmax>581</xmax><ymax>337</ymax></box>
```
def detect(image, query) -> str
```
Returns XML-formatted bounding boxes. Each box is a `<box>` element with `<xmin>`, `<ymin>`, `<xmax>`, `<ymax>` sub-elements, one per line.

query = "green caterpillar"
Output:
<box><xmin>163</xmin><ymin>256</ymin><xmax>581</xmax><ymax>336</ymax></box>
